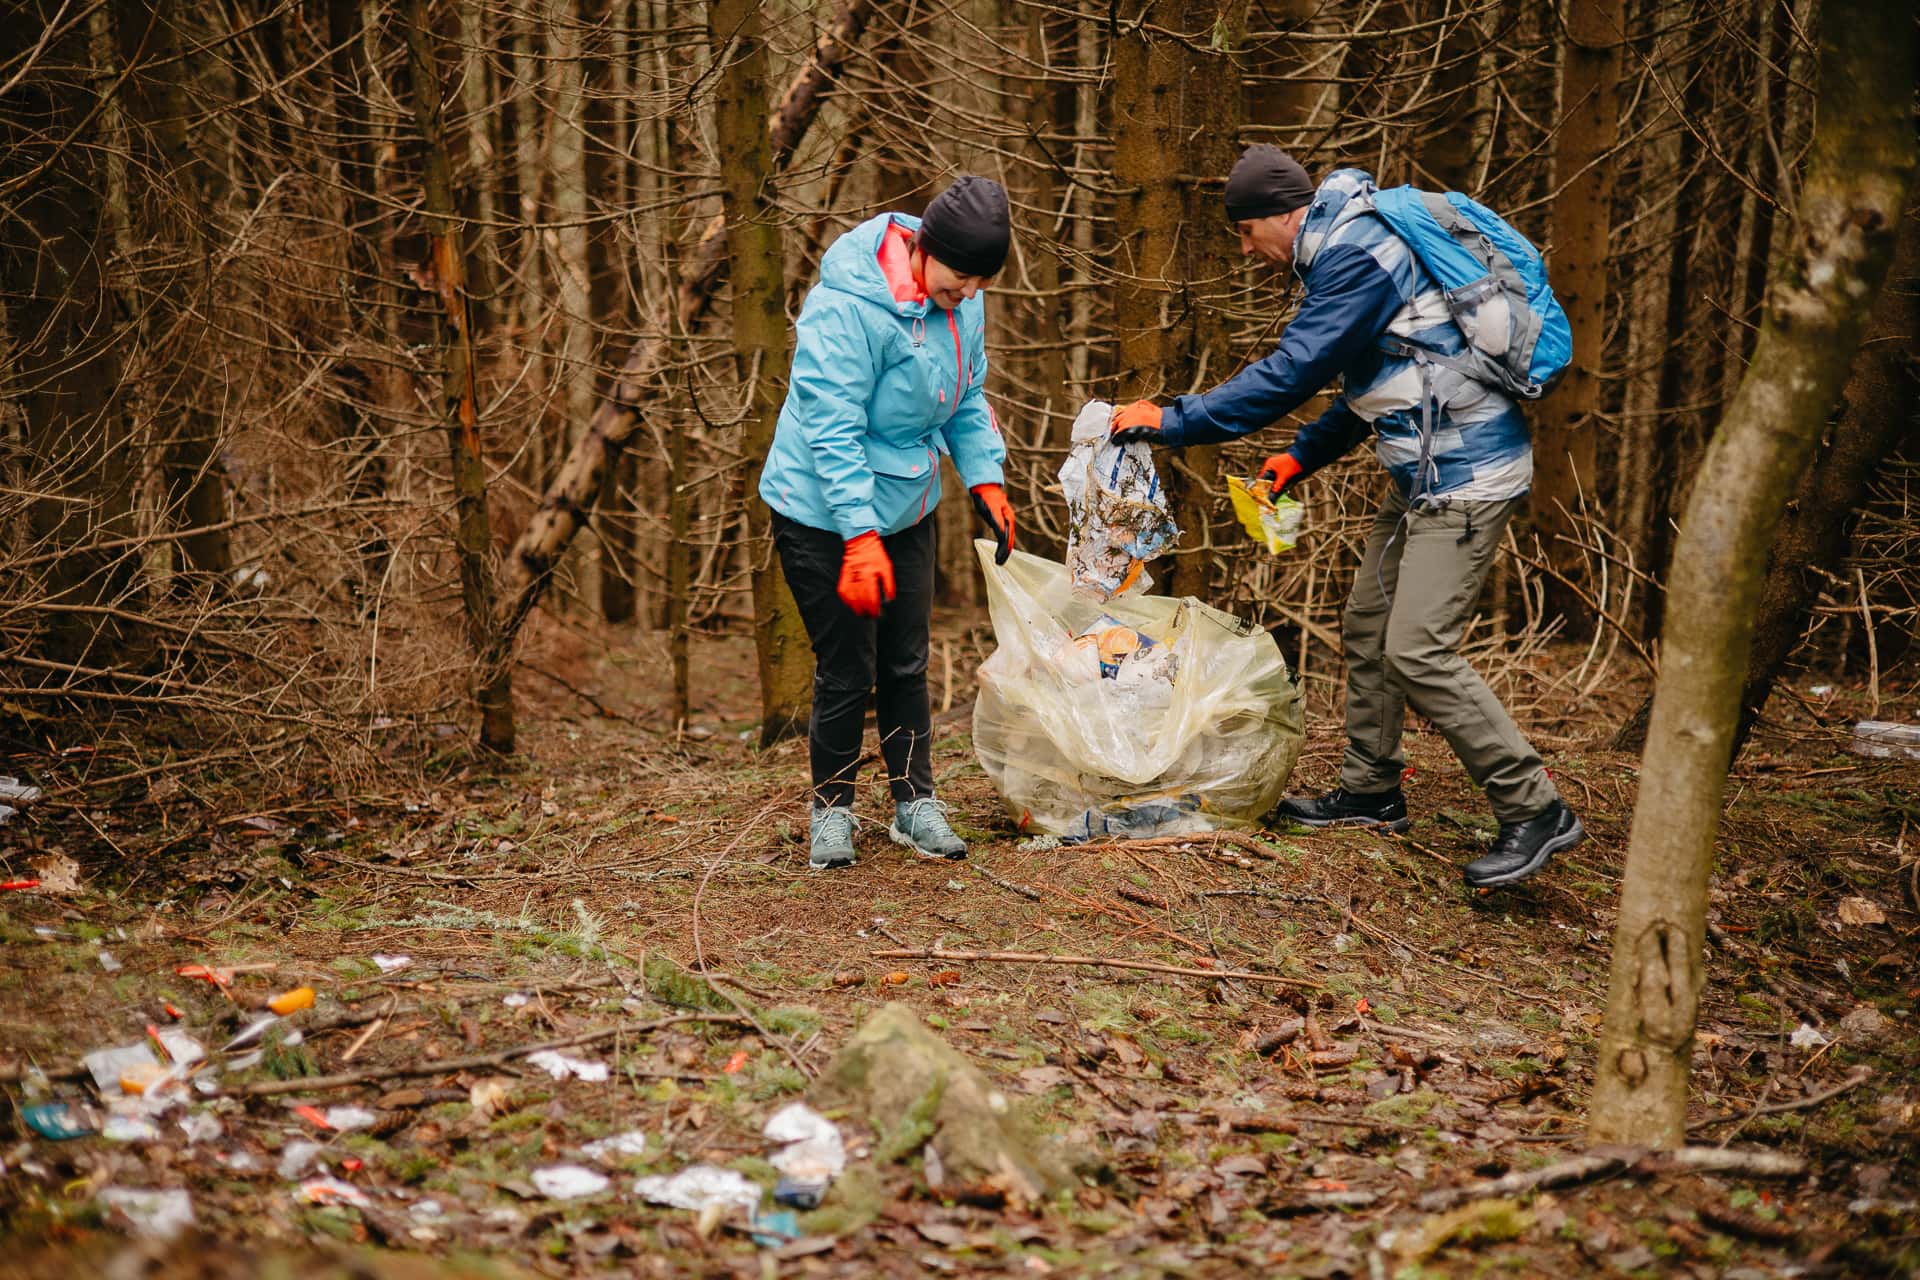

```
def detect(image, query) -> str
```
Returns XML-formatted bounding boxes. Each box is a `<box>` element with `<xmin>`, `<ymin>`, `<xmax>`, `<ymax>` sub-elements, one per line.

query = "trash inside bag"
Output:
<box><xmin>1226</xmin><ymin>475</ymin><xmax>1304</xmax><ymax>555</ymax></box>
<box><xmin>973</xmin><ymin>541</ymin><xmax>1305</xmax><ymax>838</ymax></box>
<box><xmin>1059</xmin><ymin>401</ymin><xmax>1179</xmax><ymax>599</ymax></box>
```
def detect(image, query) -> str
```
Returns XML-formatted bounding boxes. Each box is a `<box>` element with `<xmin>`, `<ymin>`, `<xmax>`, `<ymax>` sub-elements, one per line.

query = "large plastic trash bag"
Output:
<box><xmin>1059</xmin><ymin>400</ymin><xmax>1179</xmax><ymax>600</ymax></box>
<box><xmin>971</xmin><ymin>540</ymin><xmax>1306</xmax><ymax>839</ymax></box>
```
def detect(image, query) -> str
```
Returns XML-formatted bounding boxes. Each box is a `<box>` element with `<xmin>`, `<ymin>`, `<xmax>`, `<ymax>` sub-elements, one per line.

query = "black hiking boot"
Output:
<box><xmin>1270</xmin><ymin>787</ymin><xmax>1410</xmax><ymax>834</ymax></box>
<box><xmin>1463</xmin><ymin>799</ymin><xmax>1585</xmax><ymax>888</ymax></box>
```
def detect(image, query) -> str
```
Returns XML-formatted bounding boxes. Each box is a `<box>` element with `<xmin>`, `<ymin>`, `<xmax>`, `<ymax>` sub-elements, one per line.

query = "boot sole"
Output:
<box><xmin>808</xmin><ymin>853</ymin><xmax>857</xmax><ymax>871</ymax></box>
<box><xmin>1463</xmin><ymin>817</ymin><xmax>1586</xmax><ymax>888</ymax></box>
<box><xmin>888</xmin><ymin>824</ymin><xmax>966</xmax><ymax>861</ymax></box>
<box><xmin>1279</xmin><ymin>813</ymin><xmax>1411</xmax><ymax>835</ymax></box>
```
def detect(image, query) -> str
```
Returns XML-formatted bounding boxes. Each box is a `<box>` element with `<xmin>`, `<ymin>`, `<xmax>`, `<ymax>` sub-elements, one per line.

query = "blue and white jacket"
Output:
<box><xmin>1158</xmin><ymin>169</ymin><xmax>1532</xmax><ymax>503</ymax></box>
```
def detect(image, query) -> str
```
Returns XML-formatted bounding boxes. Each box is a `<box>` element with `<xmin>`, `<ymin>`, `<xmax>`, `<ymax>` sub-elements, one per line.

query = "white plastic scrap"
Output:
<box><xmin>371</xmin><ymin>954</ymin><xmax>412</xmax><ymax>973</ymax></box>
<box><xmin>1058</xmin><ymin>399</ymin><xmax>1179</xmax><ymax>600</ymax></box>
<box><xmin>526</xmin><ymin>1050</ymin><xmax>609</xmax><ymax>1083</ymax></box>
<box><xmin>323</xmin><ymin>1105</ymin><xmax>379</xmax><ymax>1132</ymax></box>
<box><xmin>1789</xmin><ymin>1022</ymin><xmax>1830</xmax><ymax>1049</ymax></box>
<box><xmin>764</xmin><ymin>1102</ymin><xmax>846</xmax><ymax>1187</ymax></box>
<box><xmin>97</xmin><ymin>950</ymin><xmax>122</xmax><ymax>973</ymax></box>
<box><xmin>101</xmin><ymin>1115</ymin><xmax>161</xmax><ymax>1142</ymax></box>
<box><xmin>531</xmin><ymin>1164</ymin><xmax>611</xmax><ymax>1200</ymax></box>
<box><xmin>82</xmin><ymin>1043</ymin><xmax>160</xmax><ymax>1094</ymax></box>
<box><xmin>178</xmin><ymin>1113</ymin><xmax>223</xmax><ymax>1145</ymax></box>
<box><xmin>277</xmin><ymin>1138</ymin><xmax>325</xmax><ymax>1179</ymax></box>
<box><xmin>503</xmin><ymin>992</ymin><xmax>531</xmax><ymax>1009</ymax></box>
<box><xmin>97</xmin><ymin>1187</ymin><xmax>196</xmax><ymax>1241</ymax></box>
<box><xmin>632</xmin><ymin>1165</ymin><xmax>762</xmax><ymax>1216</ymax></box>
<box><xmin>581</xmin><ymin>1130</ymin><xmax>649</xmax><ymax>1163</ymax></box>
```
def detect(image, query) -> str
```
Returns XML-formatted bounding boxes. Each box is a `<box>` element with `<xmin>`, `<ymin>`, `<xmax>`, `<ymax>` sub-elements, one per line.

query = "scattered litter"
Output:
<box><xmin>764</xmin><ymin>1103</ymin><xmax>846</xmax><ymax>1210</ymax></box>
<box><xmin>102</xmin><ymin>1115</ymin><xmax>162</xmax><ymax>1143</ymax></box>
<box><xmin>1851</xmin><ymin>720</ymin><xmax>1920</xmax><ymax>761</ymax></box>
<box><xmin>371</xmin><ymin>954</ymin><xmax>412</xmax><ymax>973</ymax></box>
<box><xmin>581</xmin><ymin>1130</ymin><xmax>649</xmax><ymax>1163</ymax></box>
<box><xmin>1226</xmin><ymin>474</ymin><xmax>1305</xmax><ymax>555</ymax></box>
<box><xmin>532</xmin><ymin>1164</ymin><xmax>611</xmax><ymax>1200</ymax></box>
<box><xmin>323</xmin><ymin>1105</ymin><xmax>378</xmax><ymax>1132</ymax></box>
<box><xmin>178</xmin><ymin>1112</ymin><xmax>222</xmax><ymax>1145</ymax></box>
<box><xmin>1808</xmin><ymin>684</ymin><xmax>1832</xmax><ymax>696</ymax></box>
<box><xmin>526</xmin><ymin>1050</ymin><xmax>609</xmax><ymax>1082</ymax></box>
<box><xmin>82</xmin><ymin>1042</ymin><xmax>161</xmax><ymax>1094</ymax></box>
<box><xmin>1789</xmin><ymin>1023</ymin><xmax>1830</xmax><ymax>1049</ymax></box>
<box><xmin>723</xmin><ymin>1050</ymin><xmax>750</xmax><ymax>1074</ymax></box>
<box><xmin>23</xmin><ymin>1101</ymin><xmax>99</xmax><ymax>1140</ymax></box>
<box><xmin>503</xmin><ymin>992</ymin><xmax>531</xmax><ymax>1009</ymax></box>
<box><xmin>267</xmin><ymin>986</ymin><xmax>315</xmax><ymax>1015</ymax></box>
<box><xmin>296</xmin><ymin>1178</ymin><xmax>370</xmax><ymax>1208</ymax></box>
<box><xmin>1059</xmin><ymin>400</ymin><xmax>1178</xmax><ymax>599</ymax></box>
<box><xmin>176</xmin><ymin>964</ymin><xmax>235</xmax><ymax>989</ymax></box>
<box><xmin>0</xmin><ymin>879</ymin><xmax>40</xmax><ymax>891</ymax></box>
<box><xmin>751</xmin><ymin>1208</ymin><xmax>802</xmax><ymax>1247</ymax></box>
<box><xmin>97</xmin><ymin>1187</ymin><xmax>195</xmax><ymax>1241</ymax></box>
<box><xmin>410</xmin><ymin>1198</ymin><xmax>444</xmax><ymax>1219</ymax></box>
<box><xmin>0</xmin><ymin>776</ymin><xmax>43</xmax><ymax>805</ymax></box>
<box><xmin>292</xmin><ymin>1104</ymin><xmax>333</xmax><ymax>1129</ymax></box>
<box><xmin>223</xmin><ymin>1016</ymin><xmax>278</xmax><ymax>1053</ymax></box>
<box><xmin>632</xmin><ymin>1165</ymin><xmax>762</xmax><ymax>1217</ymax></box>
<box><xmin>26</xmin><ymin>853</ymin><xmax>80</xmax><ymax>894</ymax></box>
<box><xmin>225</xmin><ymin>1049</ymin><xmax>265</xmax><ymax>1072</ymax></box>
<box><xmin>1014</xmin><ymin>835</ymin><xmax>1061</xmax><ymax>854</ymax></box>
<box><xmin>278</xmin><ymin>1139</ymin><xmax>325</xmax><ymax>1179</ymax></box>
<box><xmin>118</xmin><ymin>1062</ymin><xmax>173</xmax><ymax>1095</ymax></box>
<box><xmin>97</xmin><ymin>949</ymin><xmax>122</xmax><ymax>973</ymax></box>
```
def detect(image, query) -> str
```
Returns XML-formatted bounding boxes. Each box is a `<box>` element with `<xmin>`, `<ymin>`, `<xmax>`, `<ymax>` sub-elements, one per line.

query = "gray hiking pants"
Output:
<box><xmin>1338</xmin><ymin>487</ymin><xmax>1559</xmax><ymax>823</ymax></box>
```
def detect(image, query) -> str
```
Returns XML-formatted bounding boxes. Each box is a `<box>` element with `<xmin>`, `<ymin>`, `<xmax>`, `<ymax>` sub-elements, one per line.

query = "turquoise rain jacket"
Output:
<box><xmin>760</xmin><ymin>213</ymin><xmax>1006</xmax><ymax>539</ymax></box>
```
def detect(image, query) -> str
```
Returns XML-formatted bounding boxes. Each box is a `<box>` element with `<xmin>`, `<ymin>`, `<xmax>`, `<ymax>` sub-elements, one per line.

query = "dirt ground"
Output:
<box><xmin>0</xmin><ymin>613</ymin><xmax>1915</xmax><ymax>1278</ymax></box>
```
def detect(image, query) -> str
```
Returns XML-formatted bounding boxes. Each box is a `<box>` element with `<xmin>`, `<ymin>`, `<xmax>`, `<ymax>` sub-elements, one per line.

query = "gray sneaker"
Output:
<box><xmin>889</xmin><ymin>797</ymin><xmax>967</xmax><ymax>861</ymax></box>
<box><xmin>808</xmin><ymin>805</ymin><xmax>858</xmax><ymax>870</ymax></box>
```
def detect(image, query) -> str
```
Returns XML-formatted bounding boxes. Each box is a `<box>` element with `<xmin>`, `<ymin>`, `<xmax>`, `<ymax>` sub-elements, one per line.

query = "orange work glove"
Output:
<box><xmin>969</xmin><ymin>483</ymin><xmax>1016</xmax><ymax>565</ymax></box>
<box><xmin>1257</xmin><ymin>453</ymin><xmax>1303</xmax><ymax>497</ymax></box>
<box><xmin>1109</xmin><ymin>399</ymin><xmax>1164</xmax><ymax>444</ymax></box>
<box><xmin>837</xmin><ymin>532</ymin><xmax>895</xmax><ymax>618</ymax></box>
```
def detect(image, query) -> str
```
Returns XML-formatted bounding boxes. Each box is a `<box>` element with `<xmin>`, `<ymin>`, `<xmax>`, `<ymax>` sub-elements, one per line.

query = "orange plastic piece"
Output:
<box><xmin>267</xmin><ymin>986</ymin><xmax>315</xmax><ymax>1015</ymax></box>
<box><xmin>722</xmin><ymin>1050</ymin><xmax>749</xmax><ymax>1074</ymax></box>
<box><xmin>119</xmin><ymin>1063</ymin><xmax>170</xmax><ymax>1095</ymax></box>
<box><xmin>880</xmin><ymin>971</ymin><xmax>910</xmax><ymax>986</ymax></box>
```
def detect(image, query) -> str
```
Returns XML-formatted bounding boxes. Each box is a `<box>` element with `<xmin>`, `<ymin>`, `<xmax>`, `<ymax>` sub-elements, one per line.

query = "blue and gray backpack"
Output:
<box><xmin>1369</xmin><ymin>186</ymin><xmax>1572</xmax><ymax>401</ymax></box>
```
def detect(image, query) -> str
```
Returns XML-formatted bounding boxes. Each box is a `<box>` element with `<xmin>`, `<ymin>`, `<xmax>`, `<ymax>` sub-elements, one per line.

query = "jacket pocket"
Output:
<box><xmin>864</xmin><ymin>438</ymin><xmax>939</xmax><ymax>531</ymax></box>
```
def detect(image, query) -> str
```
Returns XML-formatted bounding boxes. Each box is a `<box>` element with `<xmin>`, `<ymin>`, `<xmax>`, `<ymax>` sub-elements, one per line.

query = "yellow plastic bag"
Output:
<box><xmin>1226</xmin><ymin>475</ymin><xmax>1304</xmax><ymax>555</ymax></box>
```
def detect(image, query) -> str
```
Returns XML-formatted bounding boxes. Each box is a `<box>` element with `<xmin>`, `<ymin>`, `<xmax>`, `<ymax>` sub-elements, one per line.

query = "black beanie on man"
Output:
<box><xmin>916</xmin><ymin>175</ymin><xmax>1010</xmax><ymax>278</ymax></box>
<box><xmin>1224</xmin><ymin>146</ymin><xmax>1315</xmax><ymax>222</ymax></box>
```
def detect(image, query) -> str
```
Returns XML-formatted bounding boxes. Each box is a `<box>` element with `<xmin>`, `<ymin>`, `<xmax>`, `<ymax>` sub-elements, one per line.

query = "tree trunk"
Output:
<box><xmin>708</xmin><ymin>0</ymin><xmax>811</xmax><ymax>745</ymax></box>
<box><xmin>3</xmin><ymin>2</ymin><xmax>139</xmax><ymax>665</ymax></box>
<box><xmin>497</xmin><ymin>0</ymin><xmax>877</xmax><ymax>650</ymax></box>
<box><xmin>1587</xmin><ymin>0</ymin><xmax>1914</xmax><ymax>1148</ymax></box>
<box><xmin>1531</xmin><ymin>0</ymin><xmax>1623</xmax><ymax>634</ymax></box>
<box><xmin>1110</xmin><ymin>0</ymin><xmax>1248</xmax><ymax>600</ymax></box>
<box><xmin>404</xmin><ymin>0</ymin><xmax>514</xmax><ymax>753</ymax></box>
<box><xmin>1617</xmin><ymin>184</ymin><xmax>1920</xmax><ymax>758</ymax></box>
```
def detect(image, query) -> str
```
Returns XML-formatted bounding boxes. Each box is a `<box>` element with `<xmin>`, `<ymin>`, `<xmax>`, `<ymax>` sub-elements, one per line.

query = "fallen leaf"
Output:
<box><xmin>831</xmin><ymin>971</ymin><xmax>863</xmax><ymax>987</ymax></box>
<box><xmin>27</xmin><ymin>854</ymin><xmax>81</xmax><ymax>895</ymax></box>
<box><xmin>1837</xmin><ymin>896</ymin><xmax>1887</xmax><ymax>927</ymax></box>
<box><xmin>469</xmin><ymin>1078</ymin><xmax>513</xmax><ymax>1118</ymax></box>
<box><xmin>1015</xmin><ymin>1066</ymin><xmax>1073</xmax><ymax>1092</ymax></box>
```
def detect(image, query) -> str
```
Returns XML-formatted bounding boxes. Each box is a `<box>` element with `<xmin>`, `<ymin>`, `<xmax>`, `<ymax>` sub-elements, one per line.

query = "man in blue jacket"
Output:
<box><xmin>1110</xmin><ymin>148</ymin><xmax>1583</xmax><ymax>888</ymax></box>
<box><xmin>761</xmin><ymin>176</ymin><xmax>1015</xmax><ymax>871</ymax></box>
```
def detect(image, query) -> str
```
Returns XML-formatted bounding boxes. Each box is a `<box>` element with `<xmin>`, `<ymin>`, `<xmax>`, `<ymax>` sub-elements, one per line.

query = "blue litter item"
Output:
<box><xmin>23</xmin><ymin>1101</ymin><xmax>98</xmax><ymax>1140</ymax></box>
<box><xmin>1369</xmin><ymin>185</ymin><xmax>1572</xmax><ymax>400</ymax></box>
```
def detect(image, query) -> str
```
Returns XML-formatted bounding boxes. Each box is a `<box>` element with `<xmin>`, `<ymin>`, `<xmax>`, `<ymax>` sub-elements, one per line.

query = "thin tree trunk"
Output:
<box><xmin>1531</xmin><ymin>0</ymin><xmax>1623</xmax><ymax>634</ymax></box>
<box><xmin>708</xmin><ymin>0</ymin><xmax>811</xmax><ymax>745</ymax></box>
<box><xmin>497</xmin><ymin>0</ymin><xmax>877</xmax><ymax>651</ymax></box>
<box><xmin>404</xmin><ymin>0</ymin><xmax>513</xmax><ymax>753</ymax></box>
<box><xmin>1588</xmin><ymin>0</ymin><xmax>1914</xmax><ymax>1148</ymax></box>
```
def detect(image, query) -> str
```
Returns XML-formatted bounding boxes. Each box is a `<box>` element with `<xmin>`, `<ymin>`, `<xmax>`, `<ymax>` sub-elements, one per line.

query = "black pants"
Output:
<box><xmin>771</xmin><ymin>510</ymin><xmax>935</xmax><ymax>809</ymax></box>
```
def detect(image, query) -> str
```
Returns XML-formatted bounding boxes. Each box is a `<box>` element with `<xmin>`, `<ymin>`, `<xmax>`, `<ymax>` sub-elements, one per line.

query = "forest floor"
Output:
<box><xmin>0</xmin><ymin>612</ymin><xmax>1915</xmax><ymax>1278</ymax></box>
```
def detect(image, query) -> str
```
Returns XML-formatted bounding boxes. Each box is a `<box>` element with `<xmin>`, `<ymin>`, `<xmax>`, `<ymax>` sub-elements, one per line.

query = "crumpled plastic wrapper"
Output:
<box><xmin>973</xmin><ymin>541</ymin><xmax>1306</xmax><ymax>839</ymax></box>
<box><xmin>632</xmin><ymin>1164</ymin><xmax>762</xmax><ymax>1216</ymax></box>
<box><xmin>764</xmin><ymin>1102</ymin><xmax>845</xmax><ymax>1209</ymax></box>
<box><xmin>1059</xmin><ymin>400</ymin><xmax>1178</xmax><ymax>600</ymax></box>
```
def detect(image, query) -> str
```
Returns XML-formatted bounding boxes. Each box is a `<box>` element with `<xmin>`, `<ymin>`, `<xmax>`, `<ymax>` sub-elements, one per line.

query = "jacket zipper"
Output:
<box><xmin>945</xmin><ymin>311</ymin><xmax>964</xmax><ymax>418</ymax></box>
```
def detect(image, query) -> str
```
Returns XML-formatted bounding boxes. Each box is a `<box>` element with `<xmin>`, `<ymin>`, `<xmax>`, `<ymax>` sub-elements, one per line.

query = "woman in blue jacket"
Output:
<box><xmin>760</xmin><ymin>176</ymin><xmax>1017</xmax><ymax>871</ymax></box>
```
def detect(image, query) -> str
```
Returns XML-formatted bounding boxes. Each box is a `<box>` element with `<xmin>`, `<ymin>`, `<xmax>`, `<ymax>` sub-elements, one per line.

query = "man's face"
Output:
<box><xmin>1237</xmin><ymin>207</ymin><xmax>1307</xmax><ymax>269</ymax></box>
<box><xmin>916</xmin><ymin>250</ymin><xmax>993</xmax><ymax>311</ymax></box>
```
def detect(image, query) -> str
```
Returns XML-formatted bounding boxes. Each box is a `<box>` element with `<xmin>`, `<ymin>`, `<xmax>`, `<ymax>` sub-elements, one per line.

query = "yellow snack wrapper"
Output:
<box><xmin>1226</xmin><ymin>475</ymin><xmax>1304</xmax><ymax>555</ymax></box>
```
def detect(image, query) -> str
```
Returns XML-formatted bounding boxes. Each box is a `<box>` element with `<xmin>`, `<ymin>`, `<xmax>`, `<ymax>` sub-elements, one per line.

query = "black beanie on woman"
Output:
<box><xmin>916</xmin><ymin>175</ymin><xmax>1010</xmax><ymax>278</ymax></box>
<box><xmin>1224</xmin><ymin>146</ymin><xmax>1315</xmax><ymax>222</ymax></box>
